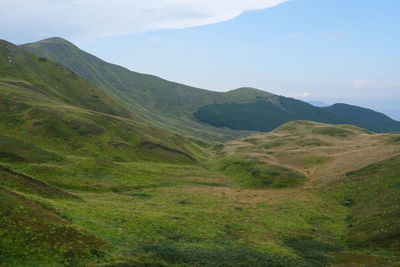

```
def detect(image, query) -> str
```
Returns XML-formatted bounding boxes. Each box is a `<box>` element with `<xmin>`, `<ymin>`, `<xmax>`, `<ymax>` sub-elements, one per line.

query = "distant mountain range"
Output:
<box><xmin>0</xmin><ymin>37</ymin><xmax>395</xmax><ymax>137</ymax></box>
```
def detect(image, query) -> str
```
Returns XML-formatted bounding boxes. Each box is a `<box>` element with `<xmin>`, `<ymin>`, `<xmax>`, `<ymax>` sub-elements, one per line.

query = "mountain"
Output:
<box><xmin>324</xmin><ymin>103</ymin><xmax>400</xmax><ymax>133</ymax></box>
<box><xmin>194</xmin><ymin>95</ymin><xmax>400</xmax><ymax>133</ymax></box>
<box><xmin>378</xmin><ymin>108</ymin><xmax>400</xmax><ymax>121</ymax></box>
<box><xmin>21</xmin><ymin>38</ymin><xmax>256</xmax><ymax>141</ymax></box>
<box><xmin>194</xmin><ymin>96</ymin><xmax>353</xmax><ymax>132</ymax></box>
<box><xmin>21</xmin><ymin>37</ymin><xmax>400</xmax><ymax>135</ymax></box>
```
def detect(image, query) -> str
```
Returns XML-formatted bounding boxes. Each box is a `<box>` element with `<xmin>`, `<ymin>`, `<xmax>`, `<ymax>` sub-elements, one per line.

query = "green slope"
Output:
<box><xmin>329</xmin><ymin>155</ymin><xmax>400</xmax><ymax>251</ymax></box>
<box><xmin>0</xmin><ymin>187</ymin><xmax>104</xmax><ymax>265</ymax></box>
<box><xmin>21</xmin><ymin>37</ymin><xmax>256</xmax><ymax>141</ymax></box>
<box><xmin>0</xmin><ymin>40</ymin><xmax>208</xmax><ymax>164</ymax></box>
<box><xmin>0</xmin><ymin>40</ymin><xmax>131</xmax><ymax>118</ymax></box>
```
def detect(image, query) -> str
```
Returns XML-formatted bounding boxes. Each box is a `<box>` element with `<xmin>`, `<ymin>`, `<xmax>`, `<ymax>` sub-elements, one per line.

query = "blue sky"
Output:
<box><xmin>2</xmin><ymin>0</ymin><xmax>400</xmax><ymax>119</ymax></box>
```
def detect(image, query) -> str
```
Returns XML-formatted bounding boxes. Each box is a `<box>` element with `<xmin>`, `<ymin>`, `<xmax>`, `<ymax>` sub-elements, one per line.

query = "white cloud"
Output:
<box><xmin>1</xmin><ymin>0</ymin><xmax>289</xmax><ymax>42</ymax></box>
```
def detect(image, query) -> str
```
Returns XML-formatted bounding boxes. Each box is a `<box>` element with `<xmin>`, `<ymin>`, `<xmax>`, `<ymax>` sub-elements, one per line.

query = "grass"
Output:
<box><xmin>0</xmin><ymin>187</ymin><xmax>105</xmax><ymax>266</ymax></box>
<box><xmin>302</xmin><ymin>156</ymin><xmax>330</xmax><ymax>166</ymax></box>
<box><xmin>283</xmin><ymin>236</ymin><xmax>341</xmax><ymax>266</ymax></box>
<box><xmin>0</xmin><ymin>165</ymin><xmax>79</xmax><ymax>199</ymax></box>
<box><xmin>0</xmin><ymin>133</ymin><xmax>63</xmax><ymax>163</ymax></box>
<box><xmin>23</xmin><ymin>179</ymin><xmax>349</xmax><ymax>266</ymax></box>
<box><xmin>328</xmin><ymin>155</ymin><xmax>400</xmax><ymax>252</ymax></box>
<box><xmin>387</xmin><ymin>134</ymin><xmax>400</xmax><ymax>144</ymax></box>
<box><xmin>312</xmin><ymin>126</ymin><xmax>353</xmax><ymax>137</ymax></box>
<box><xmin>136</xmin><ymin>243</ymin><xmax>300</xmax><ymax>267</ymax></box>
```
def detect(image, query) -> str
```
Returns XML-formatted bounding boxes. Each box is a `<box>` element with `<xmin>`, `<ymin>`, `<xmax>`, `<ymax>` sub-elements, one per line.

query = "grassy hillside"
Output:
<box><xmin>0</xmin><ymin>40</ymin><xmax>208</xmax><ymax>164</ymax></box>
<box><xmin>329</xmin><ymin>155</ymin><xmax>400</xmax><ymax>251</ymax></box>
<box><xmin>0</xmin><ymin>40</ymin><xmax>131</xmax><ymax>118</ymax></box>
<box><xmin>21</xmin><ymin>38</ymin><xmax>257</xmax><ymax>141</ymax></box>
<box><xmin>0</xmin><ymin>186</ymin><xmax>103</xmax><ymax>266</ymax></box>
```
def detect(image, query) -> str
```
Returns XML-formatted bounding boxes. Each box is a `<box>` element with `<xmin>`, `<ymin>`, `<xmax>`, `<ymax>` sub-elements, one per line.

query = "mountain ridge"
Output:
<box><xmin>21</xmin><ymin>37</ymin><xmax>260</xmax><ymax>141</ymax></box>
<box><xmin>21</xmin><ymin>37</ymin><xmax>400</xmax><ymax>136</ymax></box>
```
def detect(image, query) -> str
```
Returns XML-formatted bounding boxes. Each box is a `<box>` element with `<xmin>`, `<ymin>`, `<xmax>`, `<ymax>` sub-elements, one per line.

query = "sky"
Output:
<box><xmin>2</xmin><ymin>0</ymin><xmax>400</xmax><ymax>119</ymax></box>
